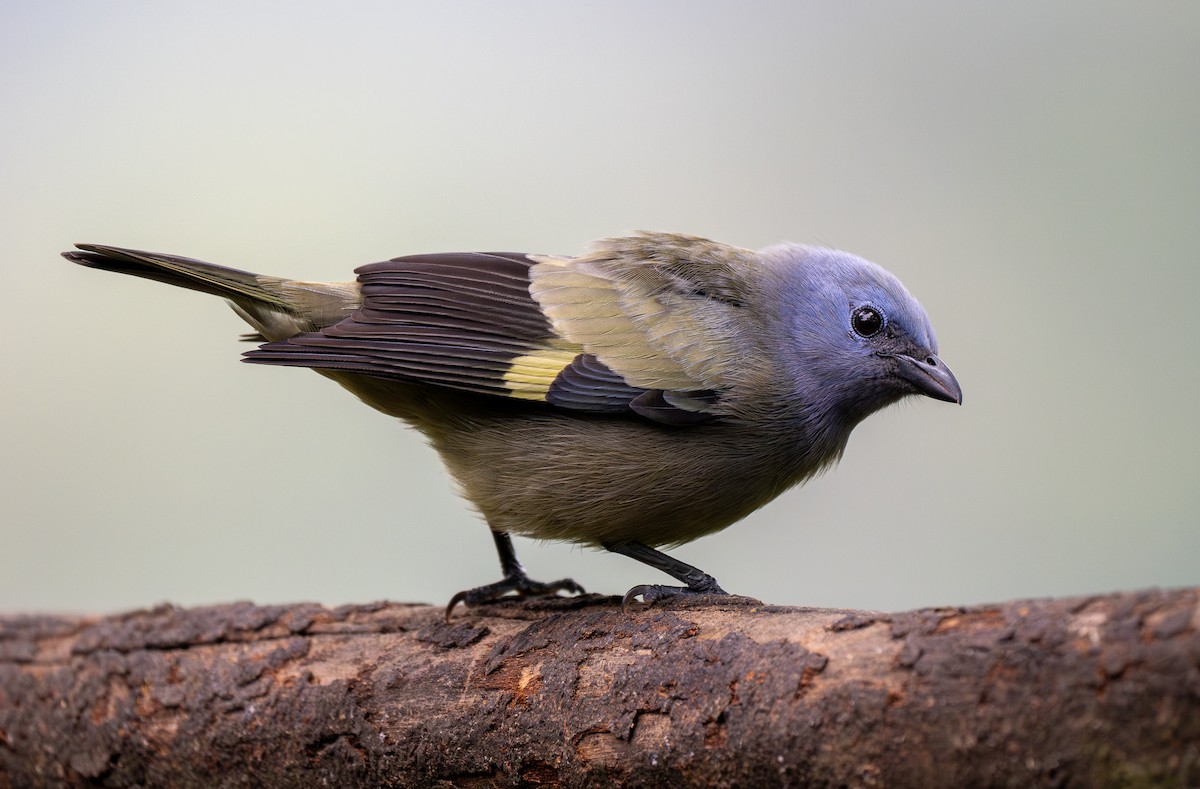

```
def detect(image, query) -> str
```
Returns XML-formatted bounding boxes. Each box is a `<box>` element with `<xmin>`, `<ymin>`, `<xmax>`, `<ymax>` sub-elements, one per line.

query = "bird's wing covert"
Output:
<box><xmin>529</xmin><ymin>232</ymin><xmax>760</xmax><ymax>400</ymax></box>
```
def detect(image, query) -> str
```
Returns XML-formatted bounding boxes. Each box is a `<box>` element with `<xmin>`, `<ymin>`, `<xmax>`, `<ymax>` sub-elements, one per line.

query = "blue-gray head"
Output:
<box><xmin>760</xmin><ymin>243</ymin><xmax>961</xmax><ymax>430</ymax></box>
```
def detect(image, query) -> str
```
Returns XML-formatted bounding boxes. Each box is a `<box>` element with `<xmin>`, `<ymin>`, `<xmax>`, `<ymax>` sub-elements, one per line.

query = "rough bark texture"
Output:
<box><xmin>1</xmin><ymin>588</ymin><xmax>1197</xmax><ymax>788</ymax></box>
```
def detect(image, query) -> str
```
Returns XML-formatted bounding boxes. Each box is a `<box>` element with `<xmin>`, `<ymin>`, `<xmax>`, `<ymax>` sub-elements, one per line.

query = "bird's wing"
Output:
<box><xmin>245</xmin><ymin>235</ymin><xmax>760</xmax><ymax>424</ymax></box>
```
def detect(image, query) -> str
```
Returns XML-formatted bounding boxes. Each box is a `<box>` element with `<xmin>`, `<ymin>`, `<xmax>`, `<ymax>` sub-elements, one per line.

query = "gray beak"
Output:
<box><xmin>894</xmin><ymin>354</ymin><xmax>963</xmax><ymax>404</ymax></box>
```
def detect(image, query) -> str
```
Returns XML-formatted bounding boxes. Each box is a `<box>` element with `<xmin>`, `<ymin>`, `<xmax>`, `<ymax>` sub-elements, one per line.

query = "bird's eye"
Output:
<box><xmin>852</xmin><ymin>305</ymin><xmax>884</xmax><ymax>337</ymax></box>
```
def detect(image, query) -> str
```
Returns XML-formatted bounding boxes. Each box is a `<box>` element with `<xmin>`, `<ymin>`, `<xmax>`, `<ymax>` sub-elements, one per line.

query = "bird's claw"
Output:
<box><xmin>620</xmin><ymin>581</ymin><xmax>730</xmax><ymax>611</ymax></box>
<box><xmin>445</xmin><ymin>575</ymin><xmax>585</xmax><ymax>621</ymax></box>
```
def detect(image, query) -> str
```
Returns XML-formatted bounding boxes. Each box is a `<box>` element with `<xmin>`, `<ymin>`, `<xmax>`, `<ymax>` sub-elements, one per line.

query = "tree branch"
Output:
<box><xmin>1</xmin><ymin>588</ymin><xmax>1197</xmax><ymax>787</ymax></box>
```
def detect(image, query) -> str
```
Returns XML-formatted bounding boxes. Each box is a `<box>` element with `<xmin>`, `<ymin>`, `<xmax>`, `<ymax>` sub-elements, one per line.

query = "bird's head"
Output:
<box><xmin>760</xmin><ymin>243</ymin><xmax>962</xmax><ymax>427</ymax></box>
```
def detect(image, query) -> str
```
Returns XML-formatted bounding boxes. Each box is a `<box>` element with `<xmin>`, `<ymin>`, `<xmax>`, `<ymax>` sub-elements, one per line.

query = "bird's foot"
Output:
<box><xmin>621</xmin><ymin>577</ymin><xmax>730</xmax><ymax>610</ymax></box>
<box><xmin>445</xmin><ymin>573</ymin><xmax>585</xmax><ymax>621</ymax></box>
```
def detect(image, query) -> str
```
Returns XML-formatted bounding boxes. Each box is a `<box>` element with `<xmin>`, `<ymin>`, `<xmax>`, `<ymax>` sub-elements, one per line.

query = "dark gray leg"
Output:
<box><xmin>493</xmin><ymin>530</ymin><xmax>524</xmax><ymax>577</ymax></box>
<box><xmin>445</xmin><ymin>531</ymin><xmax>585</xmax><ymax>620</ymax></box>
<box><xmin>603</xmin><ymin>541</ymin><xmax>728</xmax><ymax>607</ymax></box>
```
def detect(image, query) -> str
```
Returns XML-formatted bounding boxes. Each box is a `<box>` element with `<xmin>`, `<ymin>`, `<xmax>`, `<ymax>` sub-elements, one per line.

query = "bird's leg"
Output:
<box><xmin>445</xmin><ymin>531</ymin><xmax>585</xmax><ymax>620</ymax></box>
<box><xmin>603</xmin><ymin>541</ymin><xmax>730</xmax><ymax>609</ymax></box>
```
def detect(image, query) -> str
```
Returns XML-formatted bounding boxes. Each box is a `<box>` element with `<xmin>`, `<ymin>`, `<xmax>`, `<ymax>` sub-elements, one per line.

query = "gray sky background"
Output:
<box><xmin>3</xmin><ymin>2</ymin><xmax>1197</xmax><ymax>614</ymax></box>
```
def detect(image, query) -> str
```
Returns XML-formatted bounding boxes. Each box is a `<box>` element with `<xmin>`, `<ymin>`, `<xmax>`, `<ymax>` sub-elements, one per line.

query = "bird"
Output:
<box><xmin>63</xmin><ymin>232</ymin><xmax>961</xmax><ymax>615</ymax></box>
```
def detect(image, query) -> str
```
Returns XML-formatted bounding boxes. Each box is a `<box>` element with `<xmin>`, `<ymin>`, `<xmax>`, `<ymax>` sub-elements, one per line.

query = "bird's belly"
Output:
<box><xmin>437</xmin><ymin>413</ymin><xmax>807</xmax><ymax>548</ymax></box>
<box><xmin>324</xmin><ymin>372</ymin><xmax>828</xmax><ymax>547</ymax></box>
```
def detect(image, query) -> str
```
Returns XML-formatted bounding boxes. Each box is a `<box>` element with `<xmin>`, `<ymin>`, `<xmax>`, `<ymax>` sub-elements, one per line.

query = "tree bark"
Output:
<box><xmin>1</xmin><ymin>588</ymin><xmax>1197</xmax><ymax>788</ymax></box>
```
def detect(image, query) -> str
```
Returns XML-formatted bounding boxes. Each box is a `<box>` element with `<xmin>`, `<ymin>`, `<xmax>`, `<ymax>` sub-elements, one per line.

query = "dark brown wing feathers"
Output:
<box><xmin>245</xmin><ymin>252</ymin><xmax>712</xmax><ymax>423</ymax></box>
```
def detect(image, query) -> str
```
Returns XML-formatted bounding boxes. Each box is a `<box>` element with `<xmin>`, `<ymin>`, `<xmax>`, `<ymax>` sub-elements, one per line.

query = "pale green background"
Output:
<box><xmin>3</xmin><ymin>2</ymin><xmax>1197</xmax><ymax>614</ymax></box>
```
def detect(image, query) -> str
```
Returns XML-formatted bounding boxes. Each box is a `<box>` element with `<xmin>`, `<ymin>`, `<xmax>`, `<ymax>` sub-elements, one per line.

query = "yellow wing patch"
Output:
<box><xmin>502</xmin><ymin>347</ymin><xmax>581</xmax><ymax>400</ymax></box>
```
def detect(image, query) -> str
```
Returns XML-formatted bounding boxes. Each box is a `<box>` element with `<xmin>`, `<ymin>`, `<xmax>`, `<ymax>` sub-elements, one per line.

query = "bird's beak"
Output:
<box><xmin>894</xmin><ymin>353</ymin><xmax>962</xmax><ymax>404</ymax></box>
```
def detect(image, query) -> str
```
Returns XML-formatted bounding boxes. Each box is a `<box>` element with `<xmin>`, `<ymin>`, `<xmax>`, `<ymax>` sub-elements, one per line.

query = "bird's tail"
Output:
<box><xmin>64</xmin><ymin>244</ymin><xmax>288</xmax><ymax>305</ymax></box>
<box><xmin>63</xmin><ymin>244</ymin><xmax>360</xmax><ymax>341</ymax></box>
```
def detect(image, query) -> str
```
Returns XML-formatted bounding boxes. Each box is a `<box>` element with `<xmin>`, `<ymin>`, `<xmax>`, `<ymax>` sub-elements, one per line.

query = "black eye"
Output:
<box><xmin>852</xmin><ymin>305</ymin><xmax>884</xmax><ymax>337</ymax></box>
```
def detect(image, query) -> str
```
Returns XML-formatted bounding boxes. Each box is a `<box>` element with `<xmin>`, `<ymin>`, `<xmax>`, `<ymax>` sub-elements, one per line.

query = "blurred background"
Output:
<box><xmin>3</xmin><ymin>2</ymin><xmax>1197</xmax><ymax>614</ymax></box>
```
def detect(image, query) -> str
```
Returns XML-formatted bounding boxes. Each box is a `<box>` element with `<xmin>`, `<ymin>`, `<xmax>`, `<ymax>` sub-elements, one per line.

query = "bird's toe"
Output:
<box><xmin>445</xmin><ymin>574</ymin><xmax>586</xmax><ymax>620</ymax></box>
